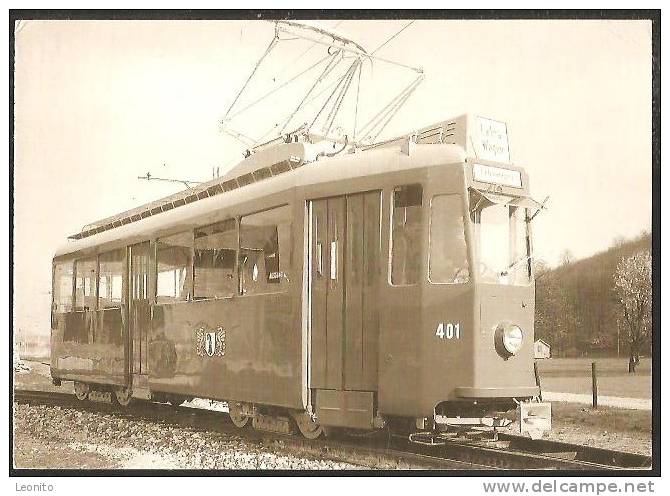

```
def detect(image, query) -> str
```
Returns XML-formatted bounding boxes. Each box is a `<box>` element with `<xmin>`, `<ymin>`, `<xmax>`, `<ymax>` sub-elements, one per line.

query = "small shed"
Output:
<box><xmin>534</xmin><ymin>339</ymin><xmax>551</xmax><ymax>359</ymax></box>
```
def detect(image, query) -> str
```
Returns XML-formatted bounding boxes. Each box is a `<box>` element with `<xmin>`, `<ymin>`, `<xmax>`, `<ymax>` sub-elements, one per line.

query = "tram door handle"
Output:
<box><xmin>316</xmin><ymin>242</ymin><xmax>323</xmax><ymax>277</ymax></box>
<box><xmin>330</xmin><ymin>240</ymin><xmax>338</xmax><ymax>280</ymax></box>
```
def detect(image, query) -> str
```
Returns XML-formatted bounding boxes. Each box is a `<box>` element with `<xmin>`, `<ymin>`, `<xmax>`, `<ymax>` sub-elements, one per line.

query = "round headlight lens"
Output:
<box><xmin>502</xmin><ymin>325</ymin><xmax>524</xmax><ymax>355</ymax></box>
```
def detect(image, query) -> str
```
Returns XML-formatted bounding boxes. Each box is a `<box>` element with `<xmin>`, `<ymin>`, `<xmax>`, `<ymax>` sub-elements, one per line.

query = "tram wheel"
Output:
<box><xmin>292</xmin><ymin>411</ymin><xmax>323</xmax><ymax>439</ymax></box>
<box><xmin>228</xmin><ymin>402</ymin><xmax>250</xmax><ymax>428</ymax></box>
<box><xmin>167</xmin><ymin>395</ymin><xmax>187</xmax><ymax>407</ymax></box>
<box><xmin>74</xmin><ymin>382</ymin><xmax>90</xmax><ymax>401</ymax></box>
<box><xmin>114</xmin><ymin>386</ymin><xmax>133</xmax><ymax>407</ymax></box>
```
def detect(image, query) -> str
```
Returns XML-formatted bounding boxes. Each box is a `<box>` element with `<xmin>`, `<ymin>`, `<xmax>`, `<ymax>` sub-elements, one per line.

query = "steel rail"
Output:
<box><xmin>13</xmin><ymin>389</ymin><xmax>651</xmax><ymax>471</ymax></box>
<box><xmin>12</xmin><ymin>389</ymin><xmax>480</xmax><ymax>470</ymax></box>
<box><xmin>394</xmin><ymin>434</ymin><xmax>650</xmax><ymax>471</ymax></box>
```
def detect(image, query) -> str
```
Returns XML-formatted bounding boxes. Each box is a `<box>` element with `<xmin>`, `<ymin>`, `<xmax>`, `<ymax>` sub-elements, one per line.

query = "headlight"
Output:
<box><xmin>495</xmin><ymin>323</ymin><xmax>524</xmax><ymax>358</ymax></box>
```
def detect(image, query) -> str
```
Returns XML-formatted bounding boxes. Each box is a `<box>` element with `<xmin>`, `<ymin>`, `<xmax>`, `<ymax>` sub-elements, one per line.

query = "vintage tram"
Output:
<box><xmin>50</xmin><ymin>114</ymin><xmax>551</xmax><ymax>439</ymax></box>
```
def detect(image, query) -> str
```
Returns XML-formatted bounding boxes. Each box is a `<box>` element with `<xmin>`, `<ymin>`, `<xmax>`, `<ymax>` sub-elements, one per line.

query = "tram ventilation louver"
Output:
<box><xmin>416</xmin><ymin>121</ymin><xmax>457</xmax><ymax>145</ymax></box>
<box><xmin>68</xmin><ymin>158</ymin><xmax>303</xmax><ymax>241</ymax></box>
<box><xmin>362</xmin><ymin>118</ymin><xmax>461</xmax><ymax>151</ymax></box>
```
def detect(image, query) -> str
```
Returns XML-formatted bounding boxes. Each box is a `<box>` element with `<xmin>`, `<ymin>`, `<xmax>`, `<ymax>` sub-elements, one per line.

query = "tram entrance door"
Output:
<box><xmin>128</xmin><ymin>241</ymin><xmax>151</xmax><ymax>393</ymax></box>
<box><xmin>308</xmin><ymin>191</ymin><xmax>381</xmax><ymax>428</ymax></box>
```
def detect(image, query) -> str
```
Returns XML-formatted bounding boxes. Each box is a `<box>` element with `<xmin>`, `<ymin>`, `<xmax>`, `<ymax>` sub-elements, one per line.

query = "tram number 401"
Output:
<box><xmin>435</xmin><ymin>322</ymin><xmax>461</xmax><ymax>340</ymax></box>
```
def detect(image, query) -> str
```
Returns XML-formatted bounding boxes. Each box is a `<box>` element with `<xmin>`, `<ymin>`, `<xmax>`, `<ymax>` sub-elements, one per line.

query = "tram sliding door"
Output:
<box><xmin>129</xmin><ymin>242</ymin><xmax>151</xmax><ymax>385</ymax></box>
<box><xmin>309</xmin><ymin>192</ymin><xmax>381</xmax><ymax>428</ymax></box>
<box><xmin>310</xmin><ymin>196</ymin><xmax>344</xmax><ymax>390</ymax></box>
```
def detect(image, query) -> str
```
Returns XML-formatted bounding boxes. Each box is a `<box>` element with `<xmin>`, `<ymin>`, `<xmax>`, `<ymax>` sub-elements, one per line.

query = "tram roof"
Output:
<box><xmin>55</xmin><ymin>142</ymin><xmax>468</xmax><ymax>258</ymax></box>
<box><xmin>57</xmin><ymin>114</ymin><xmax>531</xmax><ymax>259</ymax></box>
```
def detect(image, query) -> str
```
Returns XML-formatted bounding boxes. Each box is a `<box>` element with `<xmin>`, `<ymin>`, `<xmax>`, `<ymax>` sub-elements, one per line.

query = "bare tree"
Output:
<box><xmin>613</xmin><ymin>250</ymin><xmax>652</xmax><ymax>372</ymax></box>
<box><xmin>612</xmin><ymin>235</ymin><xmax>627</xmax><ymax>248</ymax></box>
<box><xmin>560</xmin><ymin>249</ymin><xmax>574</xmax><ymax>266</ymax></box>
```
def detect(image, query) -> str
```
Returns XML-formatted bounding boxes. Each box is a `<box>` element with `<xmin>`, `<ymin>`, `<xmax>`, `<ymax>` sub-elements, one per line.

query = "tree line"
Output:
<box><xmin>534</xmin><ymin>231</ymin><xmax>652</xmax><ymax>365</ymax></box>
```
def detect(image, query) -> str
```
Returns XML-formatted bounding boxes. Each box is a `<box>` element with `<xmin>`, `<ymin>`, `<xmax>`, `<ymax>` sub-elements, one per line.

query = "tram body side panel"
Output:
<box><xmin>378</xmin><ymin>163</ymin><xmax>473</xmax><ymax>417</ymax></box>
<box><xmin>147</xmin><ymin>293</ymin><xmax>302</xmax><ymax>408</ymax></box>
<box><xmin>145</xmin><ymin>195</ymin><xmax>305</xmax><ymax>409</ymax></box>
<box><xmin>377</xmin><ymin>283</ymin><xmax>425</xmax><ymax>416</ymax></box>
<box><xmin>419</xmin><ymin>285</ymin><xmax>476</xmax><ymax>413</ymax></box>
<box><xmin>50</xmin><ymin>307</ymin><xmax>127</xmax><ymax>385</ymax></box>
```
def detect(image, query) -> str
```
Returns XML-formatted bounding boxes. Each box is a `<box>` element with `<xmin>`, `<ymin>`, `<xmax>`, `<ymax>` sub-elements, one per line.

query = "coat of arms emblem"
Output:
<box><xmin>195</xmin><ymin>326</ymin><xmax>226</xmax><ymax>357</ymax></box>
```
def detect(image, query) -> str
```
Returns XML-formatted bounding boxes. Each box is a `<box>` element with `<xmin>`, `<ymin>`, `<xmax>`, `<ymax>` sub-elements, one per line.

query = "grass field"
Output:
<box><xmin>548</xmin><ymin>402</ymin><xmax>651</xmax><ymax>454</ymax></box>
<box><xmin>536</xmin><ymin>357</ymin><xmax>652</xmax><ymax>399</ymax></box>
<box><xmin>552</xmin><ymin>401</ymin><xmax>651</xmax><ymax>435</ymax></box>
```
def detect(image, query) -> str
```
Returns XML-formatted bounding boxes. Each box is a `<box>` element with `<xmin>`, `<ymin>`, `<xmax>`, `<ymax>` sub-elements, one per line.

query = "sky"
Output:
<box><xmin>13</xmin><ymin>19</ymin><xmax>652</xmax><ymax>338</ymax></box>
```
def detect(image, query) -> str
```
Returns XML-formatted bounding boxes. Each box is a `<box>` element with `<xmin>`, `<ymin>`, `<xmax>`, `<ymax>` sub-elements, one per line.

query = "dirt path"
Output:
<box><xmin>543</xmin><ymin>391</ymin><xmax>651</xmax><ymax>410</ymax></box>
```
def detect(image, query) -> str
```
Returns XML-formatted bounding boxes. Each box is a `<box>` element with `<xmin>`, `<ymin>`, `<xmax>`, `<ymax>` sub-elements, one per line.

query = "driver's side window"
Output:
<box><xmin>390</xmin><ymin>184</ymin><xmax>423</xmax><ymax>286</ymax></box>
<box><xmin>428</xmin><ymin>194</ymin><xmax>470</xmax><ymax>284</ymax></box>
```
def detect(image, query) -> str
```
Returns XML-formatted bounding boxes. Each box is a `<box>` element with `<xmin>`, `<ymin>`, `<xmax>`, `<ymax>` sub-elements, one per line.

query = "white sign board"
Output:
<box><xmin>473</xmin><ymin>163</ymin><xmax>523</xmax><ymax>188</ymax></box>
<box><xmin>472</xmin><ymin>116</ymin><xmax>510</xmax><ymax>163</ymax></box>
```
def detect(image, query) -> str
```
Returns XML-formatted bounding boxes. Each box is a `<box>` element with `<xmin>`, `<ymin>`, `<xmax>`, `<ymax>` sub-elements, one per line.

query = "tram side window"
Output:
<box><xmin>156</xmin><ymin>232</ymin><xmax>193</xmax><ymax>303</ymax></box>
<box><xmin>98</xmin><ymin>249</ymin><xmax>125</xmax><ymax>309</ymax></box>
<box><xmin>53</xmin><ymin>261</ymin><xmax>74</xmax><ymax>313</ymax></box>
<box><xmin>390</xmin><ymin>184</ymin><xmax>423</xmax><ymax>285</ymax></box>
<box><xmin>429</xmin><ymin>195</ymin><xmax>470</xmax><ymax>284</ymax></box>
<box><xmin>194</xmin><ymin>218</ymin><xmax>237</xmax><ymax>299</ymax></box>
<box><xmin>74</xmin><ymin>257</ymin><xmax>98</xmax><ymax>311</ymax></box>
<box><xmin>239</xmin><ymin>205</ymin><xmax>292</xmax><ymax>295</ymax></box>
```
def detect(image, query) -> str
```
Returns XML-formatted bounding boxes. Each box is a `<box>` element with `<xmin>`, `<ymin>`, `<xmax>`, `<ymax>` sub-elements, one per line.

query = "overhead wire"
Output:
<box><xmin>278</xmin><ymin>49</ymin><xmax>343</xmax><ymax>135</ymax></box>
<box><xmin>357</xmin><ymin>75</ymin><xmax>422</xmax><ymax>139</ymax></box>
<box><xmin>255</xmin><ymin>62</ymin><xmax>356</xmax><ymax>144</ymax></box>
<box><xmin>322</xmin><ymin>59</ymin><xmax>360</xmax><ymax>135</ymax></box>
<box><xmin>224</xmin><ymin>19</ymin><xmax>420</xmax><ymax>148</ymax></box>
<box><xmin>274</xmin><ymin>20</ymin><xmax>344</xmax><ymax>79</ymax></box>
<box><xmin>353</xmin><ymin>62</ymin><xmax>362</xmax><ymax>141</ymax></box>
<box><xmin>228</xmin><ymin>52</ymin><xmax>334</xmax><ymax>120</ymax></box>
<box><xmin>370</xmin><ymin>77</ymin><xmax>422</xmax><ymax>141</ymax></box>
<box><xmin>223</xmin><ymin>35</ymin><xmax>279</xmax><ymax>120</ymax></box>
<box><xmin>308</xmin><ymin>64</ymin><xmax>353</xmax><ymax>132</ymax></box>
<box><xmin>371</xmin><ymin>20</ymin><xmax>415</xmax><ymax>55</ymax></box>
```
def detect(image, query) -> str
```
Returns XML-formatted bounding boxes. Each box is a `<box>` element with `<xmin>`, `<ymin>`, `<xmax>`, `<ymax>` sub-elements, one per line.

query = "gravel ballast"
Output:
<box><xmin>13</xmin><ymin>403</ymin><xmax>362</xmax><ymax>470</ymax></box>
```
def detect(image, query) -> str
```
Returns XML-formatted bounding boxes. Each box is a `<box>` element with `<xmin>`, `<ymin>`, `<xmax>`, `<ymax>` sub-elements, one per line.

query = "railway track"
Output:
<box><xmin>13</xmin><ymin>389</ymin><xmax>652</xmax><ymax>471</ymax></box>
<box><xmin>395</xmin><ymin>433</ymin><xmax>651</xmax><ymax>470</ymax></box>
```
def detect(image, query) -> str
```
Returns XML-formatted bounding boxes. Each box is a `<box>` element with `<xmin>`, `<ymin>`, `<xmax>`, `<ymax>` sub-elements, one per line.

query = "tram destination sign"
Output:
<box><xmin>473</xmin><ymin>163</ymin><xmax>523</xmax><ymax>188</ymax></box>
<box><xmin>471</xmin><ymin>116</ymin><xmax>511</xmax><ymax>163</ymax></box>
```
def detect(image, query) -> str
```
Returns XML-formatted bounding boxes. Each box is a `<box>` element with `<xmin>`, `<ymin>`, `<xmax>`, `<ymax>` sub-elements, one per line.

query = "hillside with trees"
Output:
<box><xmin>534</xmin><ymin>232</ymin><xmax>652</xmax><ymax>358</ymax></box>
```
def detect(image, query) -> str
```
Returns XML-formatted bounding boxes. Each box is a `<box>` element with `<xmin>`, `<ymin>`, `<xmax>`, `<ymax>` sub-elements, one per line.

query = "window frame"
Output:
<box><xmin>97</xmin><ymin>248</ymin><xmax>126</xmax><ymax>310</ymax></box>
<box><xmin>74</xmin><ymin>256</ymin><xmax>99</xmax><ymax>312</ymax></box>
<box><xmin>193</xmin><ymin>217</ymin><xmax>239</xmax><ymax>301</ymax></box>
<box><xmin>238</xmin><ymin>204</ymin><xmax>292</xmax><ymax>297</ymax></box>
<box><xmin>470</xmin><ymin>201</ymin><xmax>533</xmax><ymax>287</ymax></box>
<box><xmin>427</xmin><ymin>193</ymin><xmax>471</xmax><ymax>285</ymax></box>
<box><xmin>510</xmin><ymin>205</ymin><xmax>533</xmax><ymax>284</ymax></box>
<box><xmin>52</xmin><ymin>260</ymin><xmax>75</xmax><ymax>314</ymax></box>
<box><xmin>388</xmin><ymin>183</ymin><xmax>424</xmax><ymax>287</ymax></box>
<box><xmin>155</xmin><ymin>230</ymin><xmax>195</xmax><ymax>304</ymax></box>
